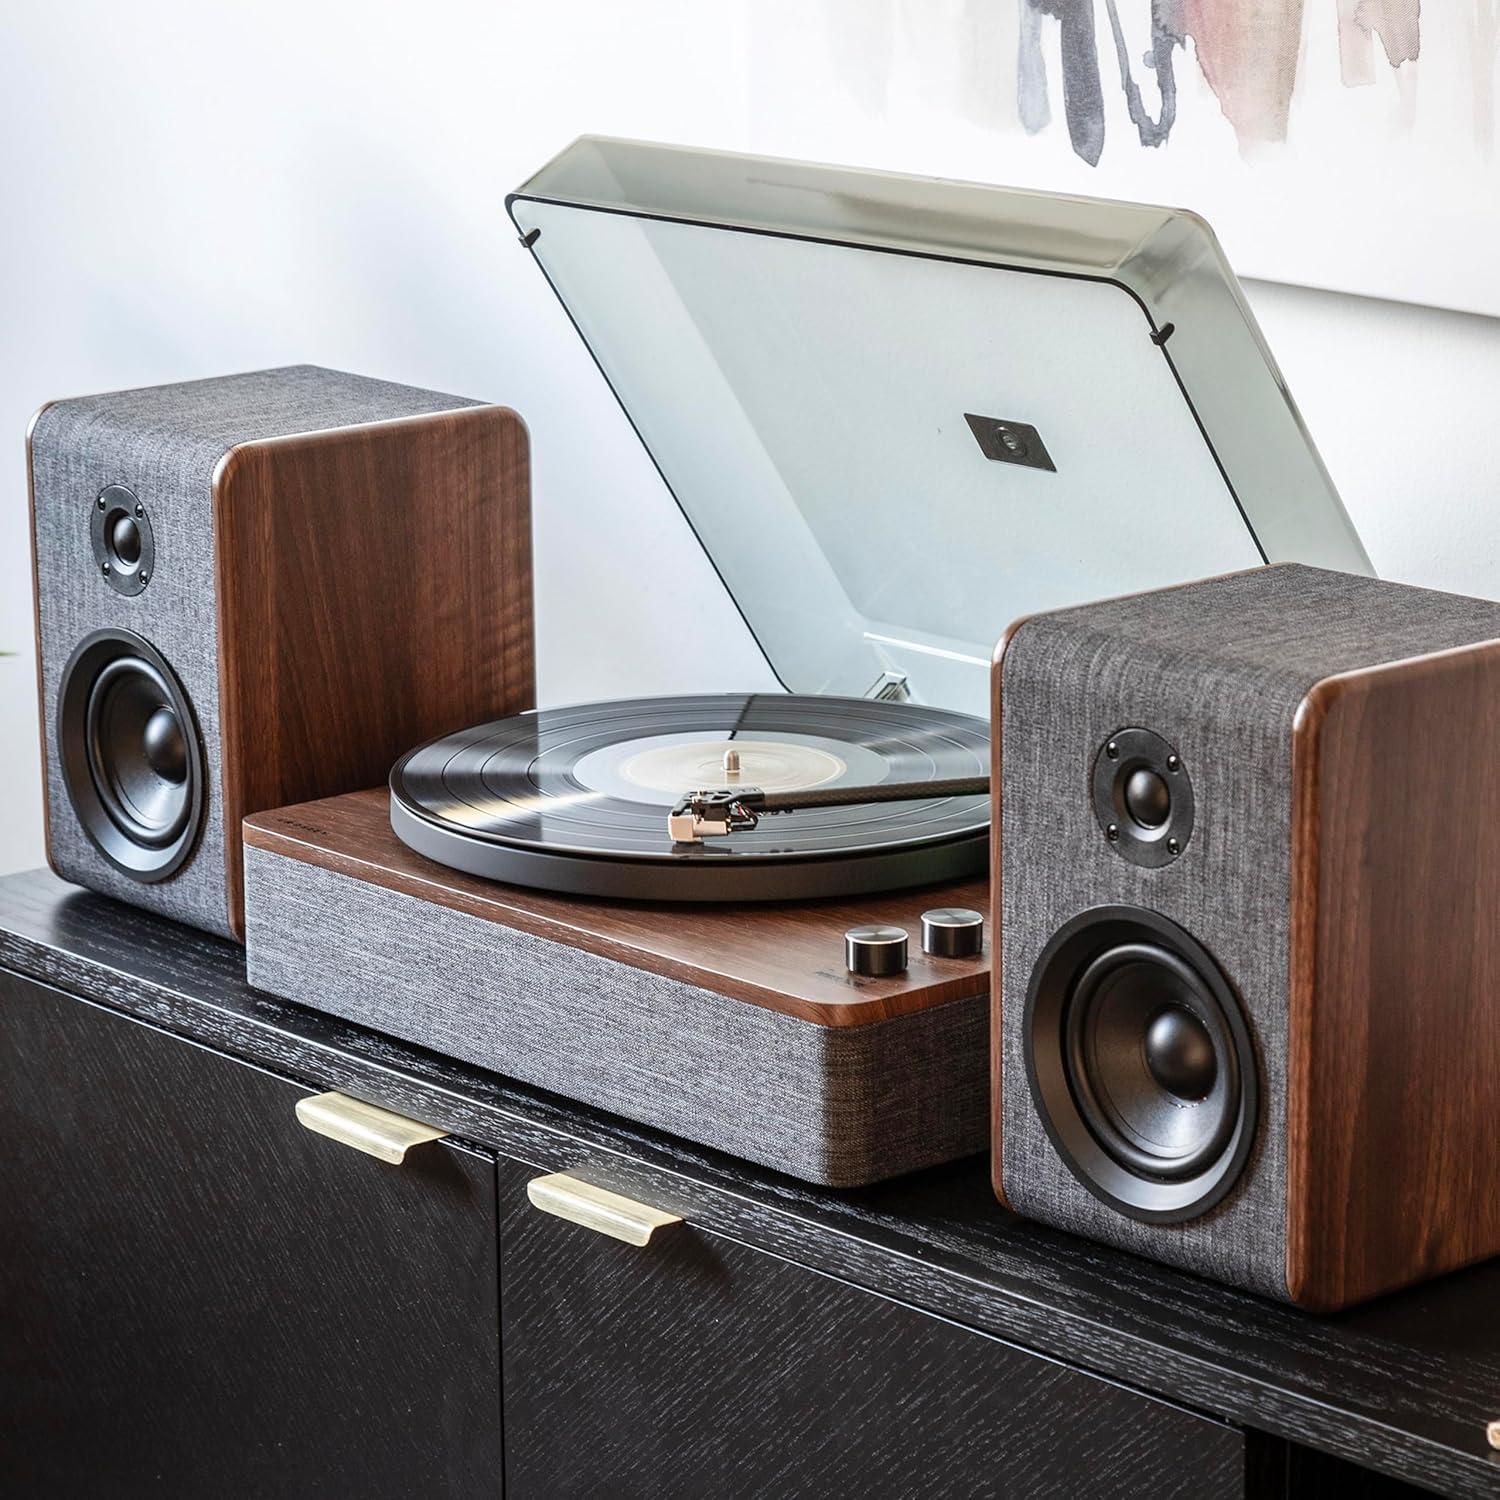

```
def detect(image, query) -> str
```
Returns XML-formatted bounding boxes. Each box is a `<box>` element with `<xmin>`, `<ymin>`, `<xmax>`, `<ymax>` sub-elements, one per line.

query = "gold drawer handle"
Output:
<box><xmin>527</xmin><ymin>1172</ymin><xmax>683</xmax><ymax>1247</ymax></box>
<box><xmin>295</xmin><ymin>1091</ymin><xmax>448</xmax><ymax>1164</ymax></box>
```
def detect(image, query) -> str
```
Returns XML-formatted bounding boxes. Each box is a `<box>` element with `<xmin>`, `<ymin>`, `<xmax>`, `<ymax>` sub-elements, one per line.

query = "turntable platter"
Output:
<box><xmin>389</xmin><ymin>694</ymin><xmax>990</xmax><ymax>901</ymax></box>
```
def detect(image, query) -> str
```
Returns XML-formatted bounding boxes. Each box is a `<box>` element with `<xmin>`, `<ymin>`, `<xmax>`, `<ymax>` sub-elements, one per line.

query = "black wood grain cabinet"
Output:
<box><xmin>0</xmin><ymin>967</ymin><xmax>1240</xmax><ymax>1500</ymax></box>
<box><xmin>0</xmin><ymin>973</ymin><xmax>502</xmax><ymax>1499</ymax></box>
<box><xmin>498</xmin><ymin>1158</ymin><xmax>1245</xmax><ymax>1498</ymax></box>
<box><xmin>0</xmin><ymin>872</ymin><xmax>1489</xmax><ymax>1498</ymax></box>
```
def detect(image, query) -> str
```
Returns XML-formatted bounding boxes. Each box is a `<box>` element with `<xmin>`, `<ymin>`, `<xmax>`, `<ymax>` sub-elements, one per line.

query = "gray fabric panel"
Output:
<box><xmin>30</xmin><ymin>366</ymin><xmax>480</xmax><ymax>938</ymax></box>
<box><xmin>243</xmin><ymin>845</ymin><xmax>988</xmax><ymax>1187</ymax></box>
<box><xmin>1026</xmin><ymin>563</ymin><xmax>1500</xmax><ymax>683</ymax></box>
<box><xmin>999</xmin><ymin>564</ymin><xmax>1500</xmax><ymax>1301</ymax></box>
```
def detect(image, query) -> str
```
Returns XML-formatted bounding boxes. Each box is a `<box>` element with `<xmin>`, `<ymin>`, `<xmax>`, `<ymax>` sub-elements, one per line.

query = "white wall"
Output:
<box><xmin>3</xmin><ymin>2</ymin><xmax>1498</xmax><ymax>878</ymax></box>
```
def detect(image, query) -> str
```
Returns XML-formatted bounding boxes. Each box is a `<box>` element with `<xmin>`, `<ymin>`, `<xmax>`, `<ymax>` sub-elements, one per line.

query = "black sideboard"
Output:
<box><xmin>2</xmin><ymin>869</ymin><xmax>1497</xmax><ymax>1498</ymax></box>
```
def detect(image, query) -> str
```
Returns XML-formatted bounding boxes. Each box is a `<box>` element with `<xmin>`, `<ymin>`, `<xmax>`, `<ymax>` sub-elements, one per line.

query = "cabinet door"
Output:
<box><xmin>0</xmin><ymin>972</ymin><xmax>501</xmax><ymax>1499</ymax></box>
<box><xmin>498</xmin><ymin>1159</ymin><xmax>1245</xmax><ymax>1499</ymax></box>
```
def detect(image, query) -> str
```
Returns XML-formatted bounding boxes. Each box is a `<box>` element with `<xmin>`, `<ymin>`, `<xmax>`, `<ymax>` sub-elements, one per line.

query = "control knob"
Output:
<box><xmin>845</xmin><ymin>924</ymin><xmax>909</xmax><ymax>978</ymax></box>
<box><xmin>920</xmin><ymin>907</ymin><xmax>985</xmax><ymax>958</ymax></box>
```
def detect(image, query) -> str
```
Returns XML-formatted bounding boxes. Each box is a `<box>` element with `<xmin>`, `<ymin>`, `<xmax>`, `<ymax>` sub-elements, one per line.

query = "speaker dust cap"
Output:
<box><xmin>509</xmin><ymin>137</ymin><xmax>1370</xmax><ymax>721</ymax></box>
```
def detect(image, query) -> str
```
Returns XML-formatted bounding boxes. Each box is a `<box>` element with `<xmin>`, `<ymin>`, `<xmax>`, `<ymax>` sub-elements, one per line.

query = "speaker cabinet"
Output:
<box><xmin>28</xmin><ymin>365</ymin><xmax>533</xmax><ymax>940</ymax></box>
<box><xmin>994</xmin><ymin>564</ymin><xmax>1500</xmax><ymax>1311</ymax></box>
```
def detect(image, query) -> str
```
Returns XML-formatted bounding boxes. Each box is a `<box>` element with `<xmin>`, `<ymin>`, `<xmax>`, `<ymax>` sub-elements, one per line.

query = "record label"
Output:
<box><xmin>614</xmin><ymin>737</ymin><xmax>846</xmax><ymax>798</ymax></box>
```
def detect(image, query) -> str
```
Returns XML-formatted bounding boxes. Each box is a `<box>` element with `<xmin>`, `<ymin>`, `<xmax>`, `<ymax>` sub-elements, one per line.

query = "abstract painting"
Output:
<box><xmin>1020</xmin><ymin>1</ymin><xmax>1431</xmax><ymax>164</ymax></box>
<box><xmin>744</xmin><ymin>1</ymin><xmax>1500</xmax><ymax>314</ymax></box>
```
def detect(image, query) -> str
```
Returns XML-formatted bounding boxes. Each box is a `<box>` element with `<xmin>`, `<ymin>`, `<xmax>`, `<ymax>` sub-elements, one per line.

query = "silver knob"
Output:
<box><xmin>845</xmin><ymin>924</ymin><xmax>909</xmax><ymax>977</ymax></box>
<box><xmin>920</xmin><ymin>908</ymin><xmax>985</xmax><ymax>959</ymax></box>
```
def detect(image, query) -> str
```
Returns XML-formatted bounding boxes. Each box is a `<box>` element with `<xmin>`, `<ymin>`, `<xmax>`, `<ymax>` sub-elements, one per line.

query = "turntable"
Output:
<box><xmin>243</xmin><ymin>138</ymin><xmax>1369</xmax><ymax>1185</ymax></box>
<box><xmin>388</xmin><ymin>693</ymin><xmax>990</xmax><ymax>901</ymax></box>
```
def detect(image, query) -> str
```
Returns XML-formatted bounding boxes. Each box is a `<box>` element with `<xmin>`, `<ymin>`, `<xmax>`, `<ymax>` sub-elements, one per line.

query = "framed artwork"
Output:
<box><xmin>745</xmin><ymin>1</ymin><xmax>1500</xmax><ymax>315</ymax></box>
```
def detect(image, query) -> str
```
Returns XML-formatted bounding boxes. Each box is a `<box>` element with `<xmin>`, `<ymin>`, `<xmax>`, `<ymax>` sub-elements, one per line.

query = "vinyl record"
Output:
<box><xmin>389</xmin><ymin>693</ymin><xmax>990</xmax><ymax>901</ymax></box>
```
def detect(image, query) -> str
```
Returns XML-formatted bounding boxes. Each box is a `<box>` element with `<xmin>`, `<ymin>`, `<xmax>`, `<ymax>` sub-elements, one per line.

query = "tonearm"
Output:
<box><xmin>668</xmin><ymin>776</ymin><xmax>990</xmax><ymax>844</ymax></box>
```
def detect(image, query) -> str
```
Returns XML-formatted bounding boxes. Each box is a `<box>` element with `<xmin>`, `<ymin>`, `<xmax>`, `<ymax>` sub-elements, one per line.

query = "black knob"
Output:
<box><xmin>1124</xmin><ymin>767</ymin><xmax>1171</xmax><ymax>829</ymax></box>
<box><xmin>845</xmin><ymin>925</ymin><xmax>908</xmax><ymax>978</ymax></box>
<box><xmin>1144</xmin><ymin>1005</ymin><xmax>1217</xmax><ymax>1101</ymax></box>
<box><xmin>920</xmin><ymin>907</ymin><xmax>984</xmax><ymax>958</ymax></box>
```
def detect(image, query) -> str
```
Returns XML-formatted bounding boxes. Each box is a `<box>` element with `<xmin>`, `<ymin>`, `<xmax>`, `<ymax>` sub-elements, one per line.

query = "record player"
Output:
<box><xmin>242</xmin><ymin>138</ymin><xmax>1369</xmax><ymax>1186</ymax></box>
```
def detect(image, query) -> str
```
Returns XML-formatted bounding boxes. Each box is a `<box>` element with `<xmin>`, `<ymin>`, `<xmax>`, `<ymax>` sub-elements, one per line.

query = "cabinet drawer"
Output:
<box><xmin>0</xmin><ymin>973</ymin><xmax>501</xmax><ymax>1499</ymax></box>
<box><xmin>498</xmin><ymin>1159</ymin><xmax>1245</xmax><ymax>1499</ymax></box>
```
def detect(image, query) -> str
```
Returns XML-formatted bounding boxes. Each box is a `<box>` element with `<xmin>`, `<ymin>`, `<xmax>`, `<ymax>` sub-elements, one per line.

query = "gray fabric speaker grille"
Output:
<box><xmin>1000</xmin><ymin>564</ymin><xmax>1500</xmax><ymax>1300</ymax></box>
<box><xmin>243</xmin><ymin>845</ymin><xmax>988</xmax><ymax>1186</ymax></box>
<box><xmin>30</xmin><ymin>366</ymin><xmax>479</xmax><ymax>937</ymax></box>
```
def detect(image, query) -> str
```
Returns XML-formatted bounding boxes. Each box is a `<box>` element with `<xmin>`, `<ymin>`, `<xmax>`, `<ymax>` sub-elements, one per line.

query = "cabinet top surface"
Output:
<box><xmin>2</xmin><ymin>868</ymin><xmax>1497</xmax><ymax>1498</ymax></box>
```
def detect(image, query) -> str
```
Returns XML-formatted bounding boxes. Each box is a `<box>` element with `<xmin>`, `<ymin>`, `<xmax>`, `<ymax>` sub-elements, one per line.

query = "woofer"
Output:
<box><xmin>1024</xmin><ymin>906</ymin><xmax>1257</xmax><ymax>1222</ymax></box>
<box><xmin>58</xmin><ymin>630</ymin><xmax>204</xmax><ymax>881</ymax></box>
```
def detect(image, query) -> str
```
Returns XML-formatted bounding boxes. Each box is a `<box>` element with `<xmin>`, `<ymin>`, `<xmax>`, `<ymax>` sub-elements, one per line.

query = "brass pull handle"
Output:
<box><xmin>526</xmin><ymin>1172</ymin><xmax>683</xmax><ymax>1247</ymax></box>
<box><xmin>295</xmin><ymin>1091</ymin><xmax>448</xmax><ymax>1164</ymax></box>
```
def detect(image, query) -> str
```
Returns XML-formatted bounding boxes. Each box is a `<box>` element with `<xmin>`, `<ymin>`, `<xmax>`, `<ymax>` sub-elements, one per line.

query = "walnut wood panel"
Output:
<box><xmin>497</xmin><ymin>1157</ymin><xmax>1247</xmax><ymax>1499</ymax></box>
<box><xmin>243</xmin><ymin>788</ymin><xmax>989</xmax><ymax>1027</ymax></box>
<box><xmin>0</xmin><ymin>969</ymin><xmax>501</xmax><ymax>1497</ymax></box>
<box><xmin>1287</xmin><ymin>642</ymin><xmax>1500</xmax><ymax>1312</ymax></box>
<box><xmin>214</xmin><ymin>406</ymin><xmax>533</xmax><ymax>939</ymax></box>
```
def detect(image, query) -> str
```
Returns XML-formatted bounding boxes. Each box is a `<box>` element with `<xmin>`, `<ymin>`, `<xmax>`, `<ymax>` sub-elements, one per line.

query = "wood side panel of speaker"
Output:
<box><xmin>1287</xmin><ymin>641</ymin><xmax>1500</xmax><ymax>1311</ymax></box>
<box><xmin>213</xmin><ymin>406</ymin><xmax>535</xmax><ymax>940</ymax></box>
